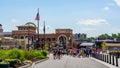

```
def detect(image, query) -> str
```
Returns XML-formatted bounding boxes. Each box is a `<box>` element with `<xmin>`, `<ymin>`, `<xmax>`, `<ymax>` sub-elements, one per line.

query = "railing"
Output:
<box><xmin>92</xmin><ymin>53</ymin><xmax>119</xmax><ymax>67</ymax></box>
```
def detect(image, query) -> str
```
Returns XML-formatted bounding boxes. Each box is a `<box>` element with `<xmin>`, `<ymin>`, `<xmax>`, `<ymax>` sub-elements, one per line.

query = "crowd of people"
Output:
<box><xmin>68</xmin><ymin>48</ymin><xmax>92</xmax><ymax>57</ymax></box>
<box><xmin>52</xmin><ymin>48</ymin><xmax>95</xmax><ymax>60</ymax></box>
<box><xmin>53</xmin><ymin>49</ymin><xmax>63</xmax><ymax>59</ymax></box>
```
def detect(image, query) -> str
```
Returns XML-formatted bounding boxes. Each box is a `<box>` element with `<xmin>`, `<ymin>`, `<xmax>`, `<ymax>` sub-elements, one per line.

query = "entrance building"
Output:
<box><xmin>0</xmin><ymin>22</ymin><xmax>74</xmax><ymax>49</ymax></box>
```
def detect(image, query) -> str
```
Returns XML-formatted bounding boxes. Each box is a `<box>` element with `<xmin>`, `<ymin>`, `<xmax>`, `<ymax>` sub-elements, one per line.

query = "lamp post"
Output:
<box><xmin>27</xmin><ymin>24</ymin><xmax>30</xmax><ymax>51</ymax></box>
<box><xmin>69</xmin><ymin>35</ymin><xmax>72</xmax><ymax>48</ymax></box>
<box><xmin>48</xmin><ymin>39</ymin><xmax>50</xmax><ymax>51</ymax></box>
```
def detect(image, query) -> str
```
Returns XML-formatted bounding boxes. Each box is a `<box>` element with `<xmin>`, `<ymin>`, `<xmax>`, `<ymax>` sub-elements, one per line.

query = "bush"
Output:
<box><xmin>36</xmin><ymin>55</ymin><xmax>46</xmax><ymax>59</ymax></box>
<box><xmin>0</xmin><ymin>50</ymin><xmax>8</xmax><ymax>60</ymax></box>
<box><xmin>40</xmin><ymin>50</ymin><xmax>48</xmax><ymax>57</ymax></box>
<box><xmin>7</xmin><ymin>48</ymin><xmax>25</xmax><ymax>61</ymax></box>
<box><xmin>23</xmin><ymin>50</ymin><xmax>35</xmax><ymax>60</ymax></box>
<box><xmin>0</xmin><ymin>49</ymin><xmax>49</xmax><ymax>63</ymax></box>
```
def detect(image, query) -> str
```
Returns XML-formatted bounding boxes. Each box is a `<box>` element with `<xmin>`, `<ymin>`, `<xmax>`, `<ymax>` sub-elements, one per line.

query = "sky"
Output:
<box><xmin>0</xmin><ymin>0</ymin><xmax>120</xmax><ymax>37</ymax></box>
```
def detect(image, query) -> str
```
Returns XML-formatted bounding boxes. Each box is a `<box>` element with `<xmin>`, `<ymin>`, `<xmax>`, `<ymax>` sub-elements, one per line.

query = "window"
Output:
<box><xmin>47</xmin><ymin>38</ymin><xmax>51</xmax><ymax>42</ymax></box>
<box><xmin>20</xmin><ymin>36</ymin><xmax>24</xmax><ymax>39</ymax></box>
<box><xmin>14</xmin><ymin>36</ymin><xmax>18</xmax><ymax>39</ymax></box>
<box><xmin>52</xmin><ymin>38</ymin><xmax>55</xmax><ymax>41</ymax></box>
<box><xmin>25</xmin><ymin>36</ymin><xmax>28</xmax><ymax>38</ymax></box>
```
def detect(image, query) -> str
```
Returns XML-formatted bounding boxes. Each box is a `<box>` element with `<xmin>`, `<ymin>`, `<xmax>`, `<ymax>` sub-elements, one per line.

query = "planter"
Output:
<box><xmin>0</xmin><ymin>64</ymin><xmax>9</xmax><ymax>68</ymax></box>
<box><xmin>0</xmin><ymin>59</ymin><xmax>2</xmax><ymax>62</ymax></box>
<box><xmin>5</xmin><ymin>59</ymin><xmax>18</xmax><ymax>68</ymax></box>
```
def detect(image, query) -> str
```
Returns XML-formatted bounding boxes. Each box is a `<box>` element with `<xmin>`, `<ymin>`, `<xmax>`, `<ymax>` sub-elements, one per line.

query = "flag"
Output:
<box><xmin>35</xmin><ymin>12</ymin><xmax>40</xmax><ymax>21</ymax></box>
<box><xmin>35</xmin><ymin>8</ymin><xmax>40</xmax><ymax>21</ymax></box>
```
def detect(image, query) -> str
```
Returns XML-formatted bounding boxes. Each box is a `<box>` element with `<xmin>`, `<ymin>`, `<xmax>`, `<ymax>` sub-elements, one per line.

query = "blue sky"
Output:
<box><xmin>0</xmin><ymin>0</ymin><xmax>120</xmax><ymax>37</ymax></box>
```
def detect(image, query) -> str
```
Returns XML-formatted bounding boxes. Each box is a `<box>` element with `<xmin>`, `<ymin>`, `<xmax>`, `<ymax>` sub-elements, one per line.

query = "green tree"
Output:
<box><xmin>87</xmin><ymin>37</ymin><xmax>95</xmax><ymax>42</ymax></box>
<box><xmin>99</xmin><ymin>33</ymin><xmax>111</xmax><ymax>39</ymax></box>
<box><xmin>50</xmin><ymin>42</ymin><xmax>55</xmax><ymax>48</ymax></box>
<box><xmin>44</xmin><ymin>43</ymin><xmax>49</xmax><ymax>50</ymax></box>
<box><xmin>112</xmin><ymin>33</ymin><xmax>117</xmax><ymax>38</ymax></box>
<box><xmin>101</xmin><ymin>42</ymin><xmax>106</xmax><ymax>50</ymax></box>
<box><xmin>117</xmin><ymin>33</ymin><xmax>120</xmax><ymax>39</ymax></box>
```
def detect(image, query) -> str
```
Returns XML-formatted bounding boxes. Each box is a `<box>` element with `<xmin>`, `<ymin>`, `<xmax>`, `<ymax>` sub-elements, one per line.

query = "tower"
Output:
<box><xmin>0</xmin><ymin>24</ymin><xmax>3</xmax><ymax>32</ymax></box>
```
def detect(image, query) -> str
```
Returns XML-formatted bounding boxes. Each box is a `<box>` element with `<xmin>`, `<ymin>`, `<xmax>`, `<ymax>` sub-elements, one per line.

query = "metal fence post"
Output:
<box><xmin>109</xmin><ymin>55</ymin><xmax>111</xmax><ymax>64</ymax></box>
<box><xmin>105</xmin><ymin>55</ymin><xmax>106</xmax><ymax>62</ymax></box>
<box><xmin>112</xmin><ymin>55</ymin><xmax>115</xmax><ymax>65</ymax></box>
<box><xmin>103</xmin><ymin>54</ymin><xmax>104</xmax><ymax>61</ymax></box>
<box><xmin>116</xmin><ymin>56</ymin><xmax>118</xmax><ymax>67</ymax></box>
<box><xmin>107</xmin><ymin>55</ymin><xmax>109</xmax><ymax>63</ymax></box>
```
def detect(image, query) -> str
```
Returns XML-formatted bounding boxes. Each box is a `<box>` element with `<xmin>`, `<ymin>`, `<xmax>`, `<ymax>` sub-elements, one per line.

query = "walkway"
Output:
<box><xmin>30</xmin><ymin>54</ymin><xmax>109</xmax><ymax>68</ymax></box>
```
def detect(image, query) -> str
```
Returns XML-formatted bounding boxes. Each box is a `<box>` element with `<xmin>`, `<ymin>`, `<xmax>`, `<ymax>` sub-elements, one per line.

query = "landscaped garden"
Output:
<box><xmin>0</xmin><ymin>48</ymin><xmax>49</xmax><ymax>68</ymax></box>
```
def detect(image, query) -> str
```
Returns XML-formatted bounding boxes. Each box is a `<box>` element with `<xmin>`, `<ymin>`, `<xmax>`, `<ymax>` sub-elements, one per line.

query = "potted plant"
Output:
<box><xmin>5</xmin><ymin>59</ymin><xmax>19</xmax><ymax>68</ymax></box>
<box><xmin>0</xmin><ymin>60</ymin><xmax>9</xmax><ymax>68</ymax></box>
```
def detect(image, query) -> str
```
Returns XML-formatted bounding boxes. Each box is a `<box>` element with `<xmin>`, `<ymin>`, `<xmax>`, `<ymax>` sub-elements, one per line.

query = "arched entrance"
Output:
<box><xmin>58</xmin><ymin>35</ymin><xmax>67</xmax><ymax>49</ymax></box>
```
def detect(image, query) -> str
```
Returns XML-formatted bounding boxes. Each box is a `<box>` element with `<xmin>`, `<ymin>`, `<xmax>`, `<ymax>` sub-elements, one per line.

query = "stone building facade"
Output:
<box><xmin>0</xmin><ymin>22</ymin><xmax>74</xmax><ymax>49</ymax></box>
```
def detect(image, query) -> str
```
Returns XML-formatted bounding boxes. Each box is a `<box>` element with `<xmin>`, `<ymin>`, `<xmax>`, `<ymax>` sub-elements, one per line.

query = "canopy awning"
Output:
<box><xmin>3</xmin><ymin>37</ymin><xmax>13</xmax><ymax>40</ymax></box>
<box><xmin>106</xmin><ymin>43</ymin><xmax>120</xmax><ymax>47</ymax></box>
<box><xmin>80</xmin><ymin>42</ymin><xmax>94</xmax><ymax>46</ymax></box>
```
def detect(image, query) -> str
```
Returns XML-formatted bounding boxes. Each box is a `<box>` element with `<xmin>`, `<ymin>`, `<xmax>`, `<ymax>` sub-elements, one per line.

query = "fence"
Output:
<box><xmin>92</xmin><ymin>53</ymin><xmax>119</xmax><ymax>67</ymax></box>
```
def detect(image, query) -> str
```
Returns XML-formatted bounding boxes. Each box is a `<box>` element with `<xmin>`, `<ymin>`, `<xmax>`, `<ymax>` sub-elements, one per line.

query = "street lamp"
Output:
<box><xmin>48</xmin><ymin>39</ymin><xmax>51</xmax><ymax>51</ymax></box>
<box><xmin>27</xmin><ymin>24</ymin><xmax>30</xmax><ymax>51</ymax></box>
<box><xmin>69</xmin><ymin>36</ymin><xmax>72</xmax><ymax>48</ymax></box>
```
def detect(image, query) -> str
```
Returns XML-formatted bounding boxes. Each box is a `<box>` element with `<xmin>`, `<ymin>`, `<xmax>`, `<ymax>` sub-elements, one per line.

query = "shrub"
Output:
<box><xmin>23</xmin><ymin>50</ymin><xmax>35</xmax><ymax>60</ymax></box>
<box><xmin>40</xmin><ymin>50</ymin><xmax>48</xmax><ymax>57</ymax></box>
<box><xmin>7</xmin><ymin>48</ymin><xmax>25</xmax><ymax>61</ymax></box>
<box><xmin>36</xmin><ymin>55</ymin><xmax>46</xmax><ymax>59</ymax></box>
<box><xmin>0</xmin><ymin>50</ymin><xmax>8</xmax><ymax>60</ymax></box>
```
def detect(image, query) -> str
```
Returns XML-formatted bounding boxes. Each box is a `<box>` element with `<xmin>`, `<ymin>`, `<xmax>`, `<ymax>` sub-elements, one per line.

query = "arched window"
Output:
<box><xmin>14</xmin><ymin>36</ymin><xmax>18</xmax><ymax>39</ymax></box>
<box><xmin>20</xmin><ymin>36</ymin><xmax>24</xmax><ymax>39</ymax></box>
<box><xmin>25</xmin><ymin>36</ymin><xmax>28</xmax><ymax>38</ymax></box>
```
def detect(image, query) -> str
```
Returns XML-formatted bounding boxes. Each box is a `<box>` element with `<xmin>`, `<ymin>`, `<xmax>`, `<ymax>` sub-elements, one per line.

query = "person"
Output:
<box><xmin>86</xmin><ymin>48</ymin><xmax>90</xmax><ymax>57</ymax></box>
<box><xmin>71</xmin><ymin>48</ymin><xmax>75</xmax><ymax>57</ymax></box>
<box><xmin>81</xmin><ymin>48</ymin><xmax>85</xmax><ymax>57</ymax></box>
<box><xmin>57</xmin><ymin>50</ymin><xmax>61</xmax><ymax>59</ymax></box>
<box><xmin>53</xmin><ymin>50</ymin><xmax>57</xmax><ymax>59</ymax></box>
<box><xmin>77</xmin><ymin>49</ymin><xmax>82</xmax><ymax>58</ymax></box>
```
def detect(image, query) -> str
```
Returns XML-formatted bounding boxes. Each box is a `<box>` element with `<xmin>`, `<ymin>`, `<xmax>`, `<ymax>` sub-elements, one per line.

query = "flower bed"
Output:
<box><xmin>0</xmin><ymin>48</ymin><xmax>49</xmax><ymax>68</ymax></box>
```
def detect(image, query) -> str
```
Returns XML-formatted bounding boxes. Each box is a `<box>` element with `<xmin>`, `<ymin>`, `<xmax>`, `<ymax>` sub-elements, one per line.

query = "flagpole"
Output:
<box><xmin>37</xmin><ymin>8</ymin><xmax>39</xmax><ymax>41</ymax></box>
<box><xmin>36</xmin><ymin>8</ymin><xmax>40</xmax><ymax>49</ymax></box>
<box><xmin>43</xmin><ymin>20</ymin><xmax>45</xmax><ymax>49</ymax></box>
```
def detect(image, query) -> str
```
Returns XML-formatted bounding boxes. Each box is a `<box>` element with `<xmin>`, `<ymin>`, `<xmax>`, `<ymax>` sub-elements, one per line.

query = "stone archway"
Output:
<box><xmin>59</xmin><ymin>36</ymin><xmax>66</xmax><ymax>45</ymax></box>
<box><xmin>57</xmin><ymin>34</ymin><xmax>67</xmax><ymax>49</ymax></box>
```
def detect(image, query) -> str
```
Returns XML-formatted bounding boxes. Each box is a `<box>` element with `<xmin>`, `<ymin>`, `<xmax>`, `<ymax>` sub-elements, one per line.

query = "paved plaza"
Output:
<box><xmin>30</xmin><ymin>54</ymin><xmax>110</xmax><ymax>68</ymax></box>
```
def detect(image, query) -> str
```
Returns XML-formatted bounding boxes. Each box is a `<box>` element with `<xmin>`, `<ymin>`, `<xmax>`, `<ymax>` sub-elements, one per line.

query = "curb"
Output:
<box><xmin>19</xmin><ymin>57</ymin><xmax>49</xmax><ymax>68</ymax></box>
<box><xmin>31</xmin><ymin>57</ymin><xmax>49</xmax><ymax>66</ymax></box>
<box><xmin>18</xmin><ymin>64</ymin><xmax>31</xmax><ymax>68</ymax></box>
<box><xmin>90</xmin><ymin>57</ymin><xmax>119</xmax><ymax>68</ymax></box>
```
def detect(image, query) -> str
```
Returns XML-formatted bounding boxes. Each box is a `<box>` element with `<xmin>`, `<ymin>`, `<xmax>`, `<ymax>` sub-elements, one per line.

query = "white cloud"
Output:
<box><xmin>77</xmin><ymin>19</ymin><xmax>108</xmax><ymax>26</ymax></box>
<box><xmin>11</xmin><ymin>18</ymin><xmax>17</xmax><ymax>23</ymax></box>
<box><xmin>111</xmin><ymin>27</ymin><xmax>120</xmax><ymax>33</ymax></box>
<box><xmin>114</xmin><ymin>0</ymin><xmax>120</xmax><ymax>7</ymax></box>
<box><xmin>39</xmin><ymin>25</ymin><xmax>54</xmax><ymax>33</ymax></box>
<box><xmin>81</xmin><ymin>28</ymin><xmax>96</xmax><ymax>31</ymax></box>
<box><xmin>104</xmin><ymin>6</ymin><xmax>110</xmax><ymax>11</ymax></box>
<box><xmin>46</xmin><ymin>25</ymin><xmax>52</xmax><ymax>29</ymax></box>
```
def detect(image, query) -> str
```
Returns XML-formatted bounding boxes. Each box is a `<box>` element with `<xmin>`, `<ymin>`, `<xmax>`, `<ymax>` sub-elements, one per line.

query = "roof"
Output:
<box><xmin>95</xmin><ymin>39</ymin><xmax>114</xmax><ymax>42</ymax></box>
<box><xmin>80</xmin><ymin>42</ymin><xmax>94</xmax><ymax>46</ymax></box>
<box><xmin>106</xmin><ymin>43</ymin><xmax>120</xmax><ymax>47</ymax></box>
<box><xmin>3</xmin><ymin>37</ymin><xmax>13</xmax><ymax>39</ymax></box>
<box><xmin>0</xmin><ymin>32</ymin><xmax>12</xmax><ymax>35</ymax></box>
